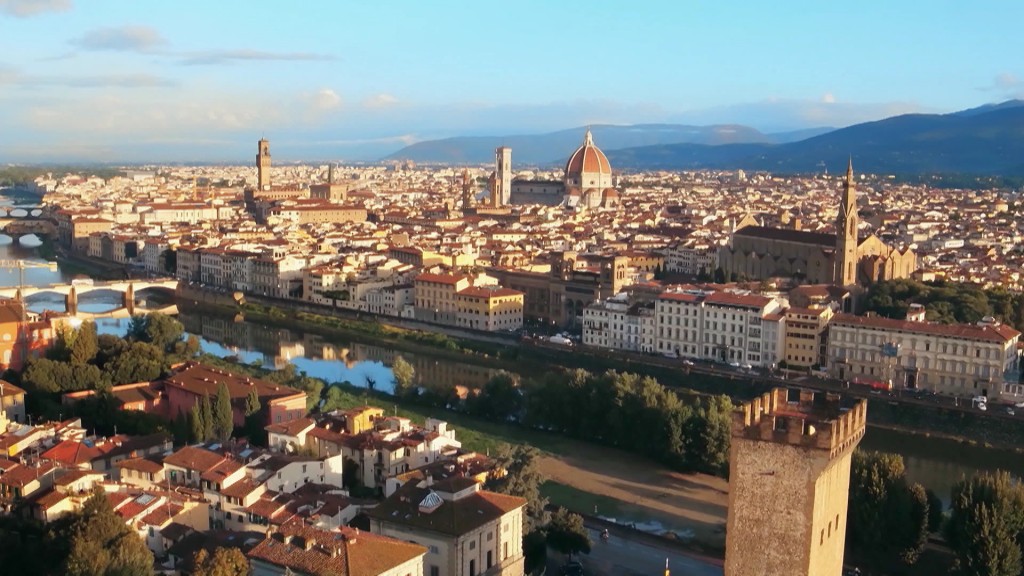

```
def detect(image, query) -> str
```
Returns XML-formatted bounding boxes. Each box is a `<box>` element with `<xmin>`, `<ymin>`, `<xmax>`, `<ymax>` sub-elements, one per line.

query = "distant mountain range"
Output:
<box><xmin>385</xmin><ymin>100</ymin><xmax>1024</xmax><ymax>176</ymax></box>
<box><xmin>383</xmin><ymin>124</ymin><xmax>832</xmax><ymax>165</ymax></box>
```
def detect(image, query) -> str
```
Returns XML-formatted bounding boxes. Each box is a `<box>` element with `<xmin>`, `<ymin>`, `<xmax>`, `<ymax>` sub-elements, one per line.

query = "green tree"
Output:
<box><xmin>190</xmin><ymin>546</ymin><xmax>249</xmax><ymax>576</ymax></box>
<box><xmin>471</xmin><ymin>372</ymin><xmax>523</xmax><ymax>421</ymax></box>
<box><xmin>189</xmin><ymin>403</ymin><xmax>205</xmax><ymax>443</ymax></box>
<box><xmin>546</xmin><ymin>508</ymin><xmax>591</xmax><ymax>557</ymax></box>
<box><xmin>244</xmin><ymin>387</ymin><xmax>260</xmax><ymax>416</ymax></box>
<box><xmin>391</xmin><ymin>355</ymin><xmax>415</xmax><ymax>394</ymax></box>
<box><xmin>70</xmin><ymin>321</ymin><xmax>99</xmax><ymax>365</ymax></box>
<box><xmin>107</xmin><ymin>341</ymin><xmax>165</xmax><ymax>385</ymax></box>
<box><xmin>213</xmin><ymin>383</ymin><xmax>234</xmax><ymax>441</ymax></box>
<box><xmin>925</xmin><ymin>488</ymin><xmax>945</xmax><ymax>533</ymax></box>
<box><xmin>946</xmin><ymin>471</ymin><xmax>1024</xmax><ymax>576</ymax></box>
<box><xmin>64</xmin><ymin>489</ymin><xmax>154</xmax><ymax>576</ymax></box>
<box><xmin>488</xmin><ymin>444</ymin><xmax>549</xmax><ymax>530</ymax></box>
<box><xmin>128</xmin><ymin>313</ymin><xmax>184</xmax><ymax>351</ymax></box>
<box><xmin>200</xmin><ymin>394</ymin><xmax>215</xmax><ymax>442</ymax></box>
<box><xmin>848</xmin><ymin>451</ymin><xmax>930</xmax><ymax>569</ymax></box>
<box><xmin>322</xmin><ymin>385</ymin><xmax>346</xmax><ymax>413</ymax></box>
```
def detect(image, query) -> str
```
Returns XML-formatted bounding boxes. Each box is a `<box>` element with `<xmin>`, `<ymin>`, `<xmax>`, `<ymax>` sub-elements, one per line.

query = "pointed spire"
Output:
<box><xmin>584</xmin><ymin>128</ymin><xmax>594</xmax><ymax>146</ymax></box>
<box><xmin>846</xmin><ymin>156</ymin><xmax>854</xmax><ymax>183</ymax></box>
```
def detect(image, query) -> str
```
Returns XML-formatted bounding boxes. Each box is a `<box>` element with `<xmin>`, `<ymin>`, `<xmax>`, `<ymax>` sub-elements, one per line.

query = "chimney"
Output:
<box><xmin>303</xmin><ymin>537</ymin><xmax>315</xmax><ymax>551</ymax></box>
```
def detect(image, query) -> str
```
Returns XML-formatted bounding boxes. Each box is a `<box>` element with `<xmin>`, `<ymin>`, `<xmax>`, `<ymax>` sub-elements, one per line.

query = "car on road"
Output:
<box><xmin>1015</xmin><ymin>401</ymin><xmax>1024</xmax><ymax>408</ymax></box>
<box><xmin>978</xmin><ymin>402</ymin><xmax>987</xmax><ymax>411</ymax></box>
<box><xmin>740</xmin><ymin>362</ymin><xmax>753</xmax><ymax>370</ymax></box>
<box><xmin>1007</xmin><ymin>407</ymin><xmax>1016</xmax><ymax>416</ymax></box>
<box><xmin>682</xmin><ymin>359</ymin><xmax>694</xmax><ymax>366</ymax></box>
<box><xmin>728</xmin><ymin>360</ymin><xmax>741</xmax><ymax>368</ymax></box>
<box><xmin>662</xmin><ymin>351</ymin><xmax>678</xmax><ymax>359</ymax></box>
<box><xmin>561</xmin><ymin>560</ymin><xmax>584</xmax><ymax>576</ymax></box>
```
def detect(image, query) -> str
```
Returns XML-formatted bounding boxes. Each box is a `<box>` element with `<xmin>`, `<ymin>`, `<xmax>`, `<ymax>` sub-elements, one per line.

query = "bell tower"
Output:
<box><xmin>495</xmin><ymin>146</ymin><xmax>512</xmax><ymax>206</ymax></box>
<box><xmin>834</xmin><ymin>158</ymin><xmax>858</xmax><ymax>286</ymax></box>
<box><xmin>257</xmin><ymin>138</ymin><xmax>271</xmax><ymax>191</ymax></box>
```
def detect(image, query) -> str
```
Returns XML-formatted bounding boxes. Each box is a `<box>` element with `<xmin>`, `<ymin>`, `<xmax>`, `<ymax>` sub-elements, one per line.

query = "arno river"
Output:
<box><xmin>0</xmin><ymin>229</ymin><xmax>1021</xmax><ymax>504</ymax></box>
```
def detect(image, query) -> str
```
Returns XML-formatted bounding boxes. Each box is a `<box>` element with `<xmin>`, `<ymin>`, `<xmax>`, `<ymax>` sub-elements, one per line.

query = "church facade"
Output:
<box><xmin>719</xmin><ymin>162</ymin><xmax>916</xmax><ymax>286</ymax></box>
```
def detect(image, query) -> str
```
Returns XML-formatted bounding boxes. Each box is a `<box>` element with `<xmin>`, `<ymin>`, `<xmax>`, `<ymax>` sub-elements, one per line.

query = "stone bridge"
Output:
<box><xmin>0</xmin><ymin>218</ymin><xmax>57</xmax><ymax>236</ymax></box>
<box><xmin>0</xmin><ymin>278</ymin><xmax>179</xmax><ymax>316</ymax></box>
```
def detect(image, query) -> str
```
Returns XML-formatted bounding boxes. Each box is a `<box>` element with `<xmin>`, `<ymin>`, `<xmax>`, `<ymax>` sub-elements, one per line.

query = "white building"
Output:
<box><xmin>582</xmin><ymin>293</ymin><xmax>655</xmax><ymax>352</ymax></box>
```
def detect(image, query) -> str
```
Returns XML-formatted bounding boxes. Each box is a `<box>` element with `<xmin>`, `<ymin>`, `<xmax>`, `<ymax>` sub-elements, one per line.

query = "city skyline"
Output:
<box><xmin>1</xmin><ymin>0</ymin><xmax>1023</xmax><ymax>162</ymax></box>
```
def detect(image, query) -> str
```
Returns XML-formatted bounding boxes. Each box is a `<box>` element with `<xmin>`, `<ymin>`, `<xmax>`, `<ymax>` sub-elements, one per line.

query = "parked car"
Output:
<box><xmin>977</xmin><ymin>402</ymin><xmax>987</xmax><ymax>411</ymax></box>
<box><xmin>728</xmin><ymin>360</ymin><xmax>741</xmax><ymax>368</ymax></box>
<box><xmin>561</xmin><ymin>561</ymin><xmax>584</xmax><ymax>576</ymax></box>
<box><xmin>1007</xmin><ymin>407</ymin><xmax>1016</xmax><ymax>416</ymax></box>
<box><xmin>662</xmin><ymin>351</ymin><xmax>678</xmax><ymax>359</ymax></box>
<box><xmin>740</xmin><ymin>363</ymin><xmax>753</xmax><ymax>370</ymax></box>
<box><xmin>682</xmin><ymin>359</ymin><xmax>694</xmax><ymax>366</ymax></box>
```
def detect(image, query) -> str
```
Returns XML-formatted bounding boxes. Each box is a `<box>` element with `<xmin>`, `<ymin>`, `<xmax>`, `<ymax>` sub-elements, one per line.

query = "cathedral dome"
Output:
<box><xmin>564</xmin><ymin>130</ymin><xmax>612</xmax><ymax>190</ymax></box>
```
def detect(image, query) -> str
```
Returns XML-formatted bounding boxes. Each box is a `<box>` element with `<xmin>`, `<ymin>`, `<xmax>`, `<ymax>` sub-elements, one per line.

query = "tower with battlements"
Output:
<box><xmin>725</xmin><ymin>388</ymin><xmax>866</xmax><ymax>576</ymax></box>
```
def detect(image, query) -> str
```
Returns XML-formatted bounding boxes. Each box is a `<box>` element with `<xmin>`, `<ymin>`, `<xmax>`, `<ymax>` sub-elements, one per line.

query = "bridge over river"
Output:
<box><xmin>0</xmin><ymin>278</ymin><xmax>180</xmax><ymax>318</ymax></box>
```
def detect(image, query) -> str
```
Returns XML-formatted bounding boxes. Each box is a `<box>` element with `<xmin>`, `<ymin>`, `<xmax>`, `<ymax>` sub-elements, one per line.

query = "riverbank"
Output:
<box><xmin>176</xmin><ymin>290</ymin><xmax>1024</xmax><ymax>453</ymax></box>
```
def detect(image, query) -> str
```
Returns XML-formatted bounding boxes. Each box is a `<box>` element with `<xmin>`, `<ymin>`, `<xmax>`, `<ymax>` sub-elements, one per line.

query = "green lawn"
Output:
<box><xmin>325</xmin><ymin>384</ymin><xmax>577</xmax><ymax>456</ymax></box>
<box><xmin>541</xmin><ymin>481</ymin><xmax>625</xmax><ymax>518</ymax></box>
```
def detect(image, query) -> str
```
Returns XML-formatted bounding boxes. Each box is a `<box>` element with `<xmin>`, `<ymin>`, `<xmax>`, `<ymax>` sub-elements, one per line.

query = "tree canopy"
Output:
<box><xmin>946</xmin><ymin>471</ymin><xmax>1024</xmax><ymax>576</ymax></box>
<box><xmin>847</xmin><ymin>451</ymin><xmax>929</xmax><ymax>569</ymax></box>
<box><xmin>190</xmin><ymin>547</ymin><xmax>249</xmax><ymax>576</ymax></box>
<box><xmin>546</xmin><ymin>508</ymin><xmax>591</xmax><ymax>556</ymax></box>
<box><xmin>63</xmin><ymin>489</ymin><xmax>155</xmax><ymax>576</ymax></box>
<box><xmin>864</xmin><ymin>278</ymin><xmax>1024</xmax><ymax>332</ymax></box>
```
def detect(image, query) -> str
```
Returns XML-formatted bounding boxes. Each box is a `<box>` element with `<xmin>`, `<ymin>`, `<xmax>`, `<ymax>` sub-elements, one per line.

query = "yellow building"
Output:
<box><xmin>783</xmin><ymin>306</ymin><xmax>834</xmax><ymax>370</ymax></box>
<box><xmin>455</xmin><ymin>286</ymin><xmax>524</xmax><ymax>332</ymax></box>
<box><xmin>342</xmin><ymin>406</ymin><xmax>385</xmax><ymax>435</ymax></box>
<box><xmin>414</xmin><ymin>273</ymin><xmax>472</xmax><ymax>325</ymax></box>
<box><xmin>726</xmin><ymin>388</ymin><xmax>866</xmax><ymax>576</ymax></box>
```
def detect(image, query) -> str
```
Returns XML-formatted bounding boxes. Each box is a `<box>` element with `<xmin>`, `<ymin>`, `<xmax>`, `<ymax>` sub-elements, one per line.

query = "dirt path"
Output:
<box><xmin>539</xmin><ymin>442</ymin><xmax>729</xmax><ymax>548</ymax></box>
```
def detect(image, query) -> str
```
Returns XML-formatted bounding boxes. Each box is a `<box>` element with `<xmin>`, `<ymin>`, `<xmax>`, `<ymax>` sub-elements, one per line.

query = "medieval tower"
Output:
<box><xmin>257</xmin><ymin>138</ymin><xmax>272</xmax><ymax>191</ymax></box>
<box><xmin>725</xmin><ymin>388</ymin><xmax>866</xmax><ymax>576</ymax></box>
<box><xmin>494</xmin><ymin>146</ymin><xmax>512</xmax><ymax>206</ymax></box>
<box><xmin>834</xmin><ymin>159</ymin><xmax>858</xmax><ymax>286</ymax></box>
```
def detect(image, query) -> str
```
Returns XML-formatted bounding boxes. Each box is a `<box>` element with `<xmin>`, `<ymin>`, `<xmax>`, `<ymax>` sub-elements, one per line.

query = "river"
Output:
<box><xmin>0</xmin><ymin>227</ymin><xmax>1020</xmax><ymax>504</ymax></box>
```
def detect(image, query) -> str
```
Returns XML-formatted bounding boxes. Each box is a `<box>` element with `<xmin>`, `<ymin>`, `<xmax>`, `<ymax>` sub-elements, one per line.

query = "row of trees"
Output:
<box><xmin>392</xmin><ymin>361</ymin><xmax>733</xmax><ymax>477</ymax></box>
<box><xmin>864</xmin><ymin>278</ymin><xmax>1024</xmax><ymax>332</ymax></box>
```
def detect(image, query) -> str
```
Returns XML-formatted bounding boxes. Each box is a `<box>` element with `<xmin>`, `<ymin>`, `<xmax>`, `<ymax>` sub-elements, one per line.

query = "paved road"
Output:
<box><xmin>547</xmin><ymin>526</ymin><xmax>723</xmax><ymax>576</ymax></box>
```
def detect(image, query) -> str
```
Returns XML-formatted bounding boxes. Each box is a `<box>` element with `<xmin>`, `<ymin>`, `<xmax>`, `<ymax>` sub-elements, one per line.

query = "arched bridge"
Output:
<box><xmin>0</xmin><ymin>278</ymin><xmax>179</xmax><ymax>316</ymax></box>
<box><xmin>0</xmin><ymin>219</ymin><xmax>56</xmax><ymax>236</ymax></box>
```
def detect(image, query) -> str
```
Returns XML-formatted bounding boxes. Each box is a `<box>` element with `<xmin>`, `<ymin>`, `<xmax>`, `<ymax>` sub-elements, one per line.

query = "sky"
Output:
<box><xmin>1</xmin><ymin>0</ymin><xmax>1023</xmax><ymax>162</ymax></box>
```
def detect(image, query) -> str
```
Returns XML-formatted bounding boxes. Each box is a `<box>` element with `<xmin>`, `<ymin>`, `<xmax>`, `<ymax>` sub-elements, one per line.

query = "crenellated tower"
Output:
<box><xmin>725</xmin><ymin>388</ymin><xmax>866</xmax><ymax>576</ymax></box>
<box><xmin>834</xmin><ymin>159</ymin><xmax>858</xmax><ymax>286</ymax></box>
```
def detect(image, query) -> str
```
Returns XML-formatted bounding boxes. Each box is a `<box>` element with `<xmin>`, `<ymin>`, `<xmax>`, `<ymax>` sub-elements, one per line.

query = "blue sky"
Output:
<box><xmin>1</xmin><ymin>0</ymin><xmax>1022</xmax><ymax>162</ymax></box>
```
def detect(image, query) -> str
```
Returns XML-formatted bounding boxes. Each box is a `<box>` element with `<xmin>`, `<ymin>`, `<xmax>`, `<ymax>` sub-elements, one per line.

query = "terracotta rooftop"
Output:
<box><xmin>247</xmin><ymin>524</ymin><xmax>425</xmax><ymax>576</ymax></box>
<box><xmin>366</xmin><ymin>480</ymin><xmax>525</xmax><ymax>537</ymax></box>
<box><xmin>163</xmin><ymin>445</ymin><xmax>227</xmax><ymax>472</ymax></box>
<box><xmin>832</xmin><ymin>313</ymin><xmax>1021</xmax><ymax>344</ymax></box>
<box><xmin>734</xmin><ymin>225</ymin><xmax>836</xmax><ymax>247</ymax></box>
<box><xmin>164</xmin><ymin>362</ymin><xmax>304</xmax><ymax>402</ymax></box>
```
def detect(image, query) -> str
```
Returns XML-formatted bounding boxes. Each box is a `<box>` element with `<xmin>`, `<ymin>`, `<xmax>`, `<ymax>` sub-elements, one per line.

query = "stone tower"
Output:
<box><xmin>494</xmin><ymin>146</ymin><xmax>512</xmax><ymax>206</ymax></box>
<box><xmin>461</xmin><ymin>169</ymin><xmax>474</xmax><ymax>210</ymax></box>
<box><xmin>257</xmin><ymin>138</ymin><xmax>272</xmax><ymax>191</ymax></box>
<box><xmin>834</xmin><ymin>159</ymin><xmax>858</xmax><ymax>286</ymax></box>
<box><xmin>725</xmin><ymin>388</ymin><xmax>866</xmax><ymax>576</ymax></box>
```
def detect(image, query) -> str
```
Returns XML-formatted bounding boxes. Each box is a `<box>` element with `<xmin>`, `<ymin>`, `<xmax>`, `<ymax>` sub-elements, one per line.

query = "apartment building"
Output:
<box><xmin>413</xmin><ymin>273</ymin><xmax>472</xmax><ymax>325</ymax></box>
<box><xmin>783</xmin><ymin>306</ymin><xmax>834</xmax><ymax>370</ymax></box>
<box><xmin>827</xmin><ymin>309</ymin><xmax>1021</xmax><ymax>398</ymax></box>
<box><xmin>454</xmin><ymin>286</ymin><xmax>524</xmax><ymax>332</ymax></box>
<box><xmin>367</xmin><ymin>477</ymin><xmax>526</xmax><ymax>576</ymax></box>
<box><xmin>582</xmin><ymin>293</ymin><xmax>655</xmax><ymax>352</ymax></box>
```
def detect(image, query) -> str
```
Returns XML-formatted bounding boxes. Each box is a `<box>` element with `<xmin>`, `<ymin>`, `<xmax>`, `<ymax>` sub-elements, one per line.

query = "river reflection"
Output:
<box><xmin>92</xmin><ymin>310</ymin><xmax>500</xmax><ymax>396</ymax></box>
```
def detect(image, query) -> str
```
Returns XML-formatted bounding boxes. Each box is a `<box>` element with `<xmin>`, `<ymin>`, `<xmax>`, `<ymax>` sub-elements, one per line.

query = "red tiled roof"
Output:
<box><xmin>414</xmin><ymin>272</ymin><xmax>469</xmax><ymax>285</ymax></box>
<box><xmin>832</xmin><ymin>313</ymin><xmax>1021</xmax><ymax>344</ymax></box>
<box><xmin>163</xmin><ymin>446</ymin><xmax>227</xmax><ymax>472</ymax></box>
<box><xmin>247</xmin><ymin>524</ymin><xmax>425</xmax><ymax>576</ymax></box>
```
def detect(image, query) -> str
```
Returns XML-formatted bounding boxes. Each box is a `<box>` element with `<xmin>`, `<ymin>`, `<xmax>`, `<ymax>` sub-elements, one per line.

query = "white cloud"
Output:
<box><xmin>71</xmin><ymin>25</ymin><xmax>166</xmax><ymax>52</ymax></box>
<box><xmin>310</xmin><ymin>88</ymin><xmax>342</xmax><ymax>111</ymax></box>
<box><xmin>177</xmin><ymin>49</ymin><xmax>334</xmax><ymax>65</ymax></box>
<box><xmin>362</xmin><ymin>93</ymin><xmax>399</xmax><ymax>109</ymax></box>
<box><xmin>0</xmin><ymin>0</ymin><xmax>71</xmax><ymax>17</ymax></box>
<box><xmin>821</xmin><ymin>92</ymin><xmax>837</xmax><ymax>104</ymax></box>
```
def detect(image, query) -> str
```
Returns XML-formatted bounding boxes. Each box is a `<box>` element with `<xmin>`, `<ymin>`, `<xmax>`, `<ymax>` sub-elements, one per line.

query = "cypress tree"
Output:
<box><xmin>189</xmin><ymin>403</ymin><xmax>204</xmax><ymax>443</ymax></box>
<box><xmin>200</xmin><ymin>394</ymin><xmax>214</xmax><ymax>442</ymax></box>
<box><xmin>213</xmin><ymin>383</ymin><xmax>234</xmax><ymax>441</ymax></box>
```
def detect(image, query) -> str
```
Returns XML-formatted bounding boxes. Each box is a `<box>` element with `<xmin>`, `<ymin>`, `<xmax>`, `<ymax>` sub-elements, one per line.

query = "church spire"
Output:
<box><xmin>834</xmin><ymin>157</ymin><xmax>859</xmax><ymax>287</ymax></box>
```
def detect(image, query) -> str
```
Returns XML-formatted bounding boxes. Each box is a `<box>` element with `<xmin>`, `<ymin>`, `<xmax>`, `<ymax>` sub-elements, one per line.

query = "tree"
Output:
<box><xmin>106</xmin><ymin>341</ymin><xmax>165</xmax><ymax>385</ymax></box>
<box><xmin>69</xmin><ymin>321</ymin><xmax>99</xmax><ymax>365</ymax></box>
<box><xmin>321</xmin><ymin>385</ymin><xmax>346</xmax><ymax>413</ymax></box>
<box><xmin>191</xmin><ymin>546</ymin><xmax>249</xmax><ymax>576</ymax></box>
<box><xmin>244</xmin><ymin>387</ymin><xmax>261</xmax><ymax>417</ymax></box>
<box><xmin>213</xmin><ymin>383</ymin><xmax>234</xmax><ymax>442</ymax></box>
<box><xmin>63</xmin><ymin>489</ymin><xmax>154</xmax><ymax>576</ymax></box>
<box><xmin>946</xmin><ymin>471</ymin><xmax>1024</xmax><ymax>576</ymax></box>
<box><xmin>848</xmin><ymin>451</ymin><xmax>930</xmax><ymax>569</ymax></box>
<box><xmin>190</xmin><ymin>403</ymin><xmax>205</xmax><ymax>443</ymax></box>
<box><xmin>128</xmin><ymin>312</ymin><xmax>184</xmax><ymax>351</ymax></box>
<box><xmin>471</xmin><ymin>372</ymin><xmax>522</xmax><ymax>421</ymax></box>
<box><xmin>925</xmin><ymin>488</ymin><xmax>945</xmax><ymax>533</ymax></box>
<box><xmin>391</xmin><ymin>355</ymin><xmax>415</xmax><ymax>394</ymax></box>
<box><xmin>200</xmin><ymin>394</ymin><xmax>215</xmax><ymax>442</ymax></box>
<box><xmin>546</xmin><ymin>508</ymin><xmax>591</xmax><ymax>557</ymax></box>
<box><xmin>488</xmin><ymin>444</ymin><xmax>549</xmax><ymax>530</ymax></box>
